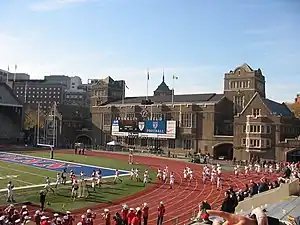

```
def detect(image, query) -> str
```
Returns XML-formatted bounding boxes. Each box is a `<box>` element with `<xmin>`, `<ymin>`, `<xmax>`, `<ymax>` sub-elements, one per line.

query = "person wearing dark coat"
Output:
<box><xmin>200</xmin><ymin>200</ymin><xmax>211</xmax><ymax>211</ymax></box>
<box><xmin>221</xmin><ymin>191</ymin><xmax>234</xmax><ymax>213</ymax></box>
<box><xmin>249</xmin><ymin>181</ymin><xmax>258</xmax><ymax>196</ymax></box>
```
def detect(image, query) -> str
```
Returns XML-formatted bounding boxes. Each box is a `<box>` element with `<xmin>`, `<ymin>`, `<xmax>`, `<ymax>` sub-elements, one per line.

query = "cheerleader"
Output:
<box><xmin>244</xmin><ymin>165</ymin><xmax>249</xmax><ymax>177</ymax></box>
<box><xmin>276</xmin><ymin>163</ymin><xmax>280</xmax><ymax>173</ymax></box>
<box><xmin>183</xmin><ymin>168</ymin><xmax>188</xmax><ymax>180</ymax></box>
<box><xmin>165</xmin><ymin>166</ymin><xmax>169</xmax><ymax>178</ymax></box>
<box><xmin>143</xmin><ymin>169</ymin><xmax>149</xmax><ymax>186</ymax></box>
<box><xmin>169</xmin><ymin>172</ymin><xmax>175</xmax><ymax>189</ymax></box>
<box><xmin>55</xmin><ymin>172</ymin><xmax>60</xmax><ymax>188</ymax></box>
<box><xmin>257</xmin><ymin>164</ymin><xmax>261</xmax><ymax>174</ymax></box>
<box><xmin>130</xmin><ymin>168</ymin><xmax>135</xmax><ymax>180</ymax></box>
<box><xmin>162</xmin><ymin>169</ymin><xmax>167</xmax><ymax>182</ymax></box>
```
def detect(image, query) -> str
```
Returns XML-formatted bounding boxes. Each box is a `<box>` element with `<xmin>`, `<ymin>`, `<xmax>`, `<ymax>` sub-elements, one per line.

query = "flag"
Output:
<box><xmin>7</xmin><ymin>65</ymin><xmax>10</xmax><ymax>72</ymax></box>
<box><xmin>126</xmin><ymin>85</ymin><xmax>129</xmax><ymax>89</ymax></box>
<box><xmin>147</xmin><ymin>71</ymin><xmax>150</xmax><ymax>80</ymax></box>
<box><xmin>15</xmin><ymin>64</ymin><xmax>17</xmax><ymax>70</ymax></box>
<box><xmin>173</xmin><ymin>75</ymin><xmax>178</xmax><ymax>80</ymax></box>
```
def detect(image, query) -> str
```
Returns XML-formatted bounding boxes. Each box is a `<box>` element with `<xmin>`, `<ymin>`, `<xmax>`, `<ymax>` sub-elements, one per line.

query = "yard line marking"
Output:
<box><xmin>0</xmin><ymin>152</ymin><xmax>130</xmax><ymax>173</ymax></box>
<box><xmin>0</xmin><ymin>173</ymin><xmax>128</xmax><ymax>193</ymax></box>
<box><xmin>0</xmin><ymin>165</ymin><xmax>55</xmax><ymax>179</ymax></box>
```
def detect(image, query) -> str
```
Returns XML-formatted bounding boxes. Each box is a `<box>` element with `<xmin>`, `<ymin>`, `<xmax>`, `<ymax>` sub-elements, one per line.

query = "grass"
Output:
<box><xmin>0</xmin><ymin>152</ymin><xmax>155</xmax><ymax>212</ymax></box>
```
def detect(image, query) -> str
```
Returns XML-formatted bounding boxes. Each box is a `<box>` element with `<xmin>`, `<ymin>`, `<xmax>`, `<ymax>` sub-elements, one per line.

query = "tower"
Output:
<box><xmin>224</xmin><ymin>63</ymin><xmax>266</xmax><ymax>115</ymax></box>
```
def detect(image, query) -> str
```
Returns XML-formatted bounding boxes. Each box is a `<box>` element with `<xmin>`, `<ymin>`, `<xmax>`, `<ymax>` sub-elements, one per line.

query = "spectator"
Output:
<box><xmin>157</xmin><ymin>201</ymin><xmax>165</xmax><ymax>225</ymax></box>
<box><xmin>200</xmin><ymin>200</ymin><xmax>211</xmax><ymax>211</ymax></box>
<box><xmin>142</xmin><ymin>203</ymin><xmax>149</xmax><ymax>225</ymax></box>
<box><xmin>249</xmin><ymin>181</ymin><xmax>258</xmax><ymax>197</ymax></box>
<box><xmin>39</xmin><ymin>190</ymin><xmax>47</xmax><ymax>211</ymax></box>
<box><xmin>221</xmin><ymin>191</ymin><xmax>234</xmax><ymax>213</ymax></box>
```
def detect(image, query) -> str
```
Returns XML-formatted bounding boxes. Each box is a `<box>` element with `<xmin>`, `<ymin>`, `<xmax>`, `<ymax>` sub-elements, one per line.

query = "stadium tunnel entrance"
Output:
<box><xmin>213</xmin><ymin>143</ymin><xmax>233</xmax><ymax>160</ymax></box>
<box><xmin>286</xmin><ymin>148</ymin><xmax>300</xmax><ymax>163</ymax></box>
<box><xmin>75</xmin><ymin>135</ymin><xmax>92</xmax><ymax>145</ymax></box>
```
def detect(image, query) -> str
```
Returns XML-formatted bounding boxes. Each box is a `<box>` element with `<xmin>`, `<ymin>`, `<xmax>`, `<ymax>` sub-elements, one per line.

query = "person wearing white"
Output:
<box><xmin>249</xmin><ymin>163</ymin><xmax>253</xmax><ymax>171</ymax></box>
<box><xmin>216</xmin><ymin>176</ymin><xmax>222</xmax><ymax>190</ymax></box>
<box><xmin>189</xmin><ymin>169</ymin><xmax>194</xmax><ymax>181</ymax></box>
<box><xmin>135</xmin><ymin>168</ymin><xmax>141</xmax><ymax>182</ymax></box>
<box><xmin>183</xmin><ymin>168</ymin><xmax>188</xmax><ymax>180</ymax></box>
<box><xmin>96</xmin><ymin>169</ymin><xmax>102</xmax><ymax>186</ymax></box>
<box><xmin>157</xmin><ymin>168</ymin><xmax>162</xmax><ymax>180</ymax></box>
<box><xmin>71</xmin><ymin>180</ymin><xmax>79</xmax><ymax>200</ymax></box>
<box><xmin>143</xmin><ymin>170</ymin><xmax>149</xmax><ymax>185</ymax></box>
<box><xmin>165</xmin><ymin>166</ymin><xmax>169</xmax><ymax>178</ymax></box>
<box><xmin>169</xmin><ymin>172</ymin><xmax>175</xmax><ymax>189</ymax></box>
<box><xmin>202</xmin><ymin>170</ymin><xmax>207</xmax><ymax>184</ymax></box>
<box><xmin>269</xmin><ymin>164</ymin><xmax>273</xmax><ymax>174</ymax></box>
<box><xmin>162</xmin><ymin>170</ymin><xmax>167</xmax><ymax>182</ymax></box>
<box><xmin>45</xmin><ymin>177</ymin><xmax>55</xmax><ymax>193</ymax></box>
<box><xmin>210</xmin><ymin>169</ymin><xmax>216</xmax><ymax>184</ymax></box>
<box><xmin>244</xmin><ymin>165</ymin><xmax>249</xmax><ymax>177</ymax></box>
<box><xmin>7</xmin><ymin>181</ymin><xmax>15</xmax><ymax>202</ymax></box>
<box><xmin>55</xmin><ymin>173</ymin><xmax>60</xmax><ymax>188</ymax></box>
<box><xmin>234</xmin><ymin>166</ymin><xmax>239</xmax><ymax>177</ymax></box>
<box><xmin>91</xmin><ymin>170</ymin><xmax>96</xmax><ymax>190</ymax></box>
<box><xmin>130</xmin><ymin>168</ymin><xmax>135</xmax><ymax>180</ymax></box>
<box><xmin>264</xmin><ymin>164</ymin><xmax>268</xmax><ymax>173</ymax></box>
<box><xmin>257</xmin><ymin>164</ymin><xmax>261</xmax><ymax>173</ymax></box>
<box><xmin>113</xmin><ymin>169</ymin><xmax>123</xmax><ymax>184</ymax></box>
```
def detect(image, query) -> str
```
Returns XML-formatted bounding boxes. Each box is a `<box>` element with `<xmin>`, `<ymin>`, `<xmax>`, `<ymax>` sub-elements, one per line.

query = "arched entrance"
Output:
<box><xmin>75</xmin><ymin>135</ymin><xmax>92</xmax><ymax>145</ymax></box>
<box><xmin>213</xmin><ymin>143</ymin><xmax>233</xmax><ymax>160</ymax></box>
<box><xmin>286</xmin><ymin>148</ymin><xmax>300</xmax><ymax>162</ymax></box>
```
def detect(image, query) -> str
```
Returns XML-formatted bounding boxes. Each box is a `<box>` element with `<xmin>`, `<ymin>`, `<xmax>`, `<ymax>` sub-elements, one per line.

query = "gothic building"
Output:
<box><xmin>91</xmin><ymin>64</ymin><xmax>300</xmax><ymax>162</ymax></box>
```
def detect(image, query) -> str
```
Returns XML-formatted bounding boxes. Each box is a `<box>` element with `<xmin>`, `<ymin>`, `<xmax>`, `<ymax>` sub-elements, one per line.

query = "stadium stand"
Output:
<box><xmin>0</xmin><ymin>83</ymin><xmax>23</xmax><ymax>144</ymax></box>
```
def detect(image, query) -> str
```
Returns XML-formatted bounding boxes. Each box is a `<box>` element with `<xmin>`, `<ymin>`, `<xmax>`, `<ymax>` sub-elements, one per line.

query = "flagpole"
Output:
<box><xmin>172</xmin><ymin>76</ymin><xmax>175</xmax><ymax>106</ymax></box>
<box><xmin>37</xmin><ymin>102</ymin><xmax>40</xmax><ymax>145</ymax></box>
<box><xmin>52</xmin><ymin>102</ymin><xmax>56</xmax><ymax>147</ymax></box>
<box><xmin>24</xmin><ymin>81</ymin><xmax>27</xmax><ymax>103</ymax></box>
<box><xmin>146</xmin><ymin>68</ymin><xmax>149</xmax><ymax>100</ymax></box>
<box><xmin>14</xmin><ymin>64</ymin><xmax>17</xmax><ymax>82</ymax></box>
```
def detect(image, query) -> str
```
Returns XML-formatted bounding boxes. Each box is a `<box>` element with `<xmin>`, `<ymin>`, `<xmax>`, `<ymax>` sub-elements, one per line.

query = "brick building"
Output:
<box><xmin>92</xmin><ymin>64</ymin><xmax>300</xmax><ymax>161</ymax></box>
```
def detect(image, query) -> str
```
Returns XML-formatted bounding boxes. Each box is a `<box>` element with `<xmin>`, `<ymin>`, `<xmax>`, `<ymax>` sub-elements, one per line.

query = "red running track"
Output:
<box><xmin>62</xmin><ymin>151</ymin><xmax>277</xmax><ymax>225</ymax></box>
<box><xmin>0</xmin><ymin>151</ymin><xmax>277</xmax><ymax>225</ymax></box>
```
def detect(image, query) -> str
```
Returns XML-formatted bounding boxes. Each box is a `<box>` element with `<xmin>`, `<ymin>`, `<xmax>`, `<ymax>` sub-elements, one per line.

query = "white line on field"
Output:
<box><xmin>0</xmin><ymin>173</ymin><xmax>129</xmax><ymax>193</ymax></box>
<box><xmin>0</xmin><ymin>165</ymin><xmax>54</xmax><ymax>179</ymax></box>
<box><xmin>0</xmin><ymin>152</ymin><xmax>130</xmax><ymax>173</ymax></box>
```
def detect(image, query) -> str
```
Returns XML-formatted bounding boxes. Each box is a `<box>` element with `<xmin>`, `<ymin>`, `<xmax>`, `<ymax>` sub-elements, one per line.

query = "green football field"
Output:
<box><xmin>0</xmin><ymin>152</ymin><xmax>155</xmax><ymax>212</ymax></box>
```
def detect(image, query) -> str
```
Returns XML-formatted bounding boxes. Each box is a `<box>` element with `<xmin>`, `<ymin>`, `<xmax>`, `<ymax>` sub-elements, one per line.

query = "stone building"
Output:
<box><xmin>91</xmin><ymin>63</ymin><xmax>300</xmax><ymax>161</ymax></box>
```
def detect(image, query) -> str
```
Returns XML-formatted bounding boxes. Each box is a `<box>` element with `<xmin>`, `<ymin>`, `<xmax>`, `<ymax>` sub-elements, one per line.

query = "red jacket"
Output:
<box><xmin>122</xmin><ymin>209</ymin><xmax>128</xmax><ymax>221</ymax></box>
<box><xmin>158</xmin><ymin>206</ymin><xmax>165</xmax><ymax>217</ymax></box>
<box><xmin>131</xmin><ymin>216</ymin><xmax>140</xmax><ymax>225</ymax></box>
<box><xmin>142</xmin><ymin>206</ymin><xmax>149</xmax><ymax>217</ymax></box>
<box><xmin>127</xmin><ymin>212</ymin><xmax>135</xmax><ymax>224</ymax></box>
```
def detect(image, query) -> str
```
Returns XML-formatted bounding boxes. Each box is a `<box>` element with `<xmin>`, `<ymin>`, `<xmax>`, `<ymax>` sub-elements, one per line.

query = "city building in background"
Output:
<box><xmin>92</xmin><ymin>63</ymin><xmax>300</xmax><ymax>162</ymax></box>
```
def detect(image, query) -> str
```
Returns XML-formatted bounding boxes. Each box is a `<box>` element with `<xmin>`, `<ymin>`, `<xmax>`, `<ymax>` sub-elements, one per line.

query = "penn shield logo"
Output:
<box><xmin>153</xmin><ymin>121</ymin><xmax>158</xmax><ymax>129</ymax></box>
<box><xmin>138</xmin><ymin>122</ymin><xmax>145</xmax><ymax>131</ymax></box>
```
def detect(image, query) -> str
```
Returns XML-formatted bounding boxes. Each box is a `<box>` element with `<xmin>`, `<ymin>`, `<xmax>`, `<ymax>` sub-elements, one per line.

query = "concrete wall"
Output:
<box><xmin>236</xmin><ymin>178</ymin><xmax>300</xmax><ymax>212</ymax></box>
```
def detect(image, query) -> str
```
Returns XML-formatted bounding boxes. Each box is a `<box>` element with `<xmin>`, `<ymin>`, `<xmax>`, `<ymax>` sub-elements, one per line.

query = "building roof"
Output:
<box><xmin>262</xmin><ymin>98</ymin><xmax>293</xmax><ymax>117</ymax></box>
<box><xmin>154</xmin><ymin>75</ymin><xmax>171</xmax><ymax>93</ymax></box>
<box><xmin>241</xmin><ymin>92</ymin><xmax>293</xmax><ymax>117</ymax></box>
<box><xmin>0</xmin><ymin>83</ymin><xmax>23</xmax><ymax>107</ymax></box>
<box><xmin>107</xmin><ymin>93</ymin><xmax>224</xmax><ymax>105</ymax></box>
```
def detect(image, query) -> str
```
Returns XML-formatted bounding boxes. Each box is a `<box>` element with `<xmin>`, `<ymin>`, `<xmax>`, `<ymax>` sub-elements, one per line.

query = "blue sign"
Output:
<box><xmin>144</xmin><ymin>120</ymin><xmax>166</xmax><ymax>134</ymax></box>
<box><xmin>112</xmin><ymin>120</ymin><xmax>119</xmax><ymax>125</ymax></box>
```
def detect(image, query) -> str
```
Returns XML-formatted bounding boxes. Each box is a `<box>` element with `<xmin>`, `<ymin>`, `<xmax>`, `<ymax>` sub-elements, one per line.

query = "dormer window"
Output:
<box><xmin>252</xmin><ymin>108</ymin><xmax>261</xmax><ymax>117</ymax></box>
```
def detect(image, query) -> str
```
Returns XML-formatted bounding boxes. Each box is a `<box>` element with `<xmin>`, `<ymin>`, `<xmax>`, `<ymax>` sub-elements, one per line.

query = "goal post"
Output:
<box><xmin>37</xmin><ymin>143</ymin><xmax>54</xmax><ymax>159</ymax></box>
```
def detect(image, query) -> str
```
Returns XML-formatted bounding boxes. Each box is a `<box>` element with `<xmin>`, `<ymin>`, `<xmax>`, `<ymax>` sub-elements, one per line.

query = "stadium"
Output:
<box><xmin>0</xmin><ymin>83</ymin><xmax>299</xmax><ymax>225</ymax></box>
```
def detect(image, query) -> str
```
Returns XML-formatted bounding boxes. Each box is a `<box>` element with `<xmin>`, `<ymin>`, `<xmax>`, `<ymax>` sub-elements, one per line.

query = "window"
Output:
<box><xmin>103</xmin><ymin>113</ymin><xmax>111</xmax><ymax>126</ymax></box>
<box><xmin>252</xmin><ymin>108</ymin><xmax>261</xmax><ymax>117</ymax></box>
<box><xmin>168</xmin><ymin>140</ymin><xmax>175</xmax><ymax>149</ymax></box>
<box><xmin>249</xmin><ymin>139</ymin><xmax>260</xmax><ymax>147</ymax></box>
<box><xmin>241</xmin><ymin>139</ymin><xmax>246</xmax><ymax>146</ymax></box>
<box><xmin>183</xmin><ymin>139</ymin><xmax>192</xmax><ymax>149</ymax></box>
<box><xmin>243</xmin><ymin>125</ymin><xmax>246</xmax><ymax>132</ymax></box>
<box><xmin>152</xmin><ymin>113</ymin><xmax>162</xmax><ymax>120</ymax></box>
<box><xmin>266</xmin><ymin>125</ymin><xmax>271</xmax><ymax>134</ymax></box>
<box><xmin>233</xmin><ymin>95</ymin><xmax>245</xmax><ymax>114</ymax></box>
<box><xmin>249</xmin><ymin>125</ymin><xmax>261</xmax><ymax>133</ymax></box>
<box><xmin>181</xmin><ymin>113</ymin><xmax>192</xmax><ymax>127</ymax></box>
<box><xmin>266</xmin><ymin>139</ymin><xmax>271</xmax><ymax>147</ymax></box>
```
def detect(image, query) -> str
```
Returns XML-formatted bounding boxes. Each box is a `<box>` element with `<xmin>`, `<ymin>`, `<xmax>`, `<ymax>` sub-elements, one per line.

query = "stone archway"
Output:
<box><xmin>75</xmin><ymin>134</ymin><xmax>92</xmax><ymax>145</ymax></box>
<box><xmin>213</xmin><ymin>143</ymin><xmax>233</xmax><ymax>160</ymax></box>
<box><xmin>286</xmin><ymin>148</ymin><xmax>300</xmax><ymax>163</ymax></box>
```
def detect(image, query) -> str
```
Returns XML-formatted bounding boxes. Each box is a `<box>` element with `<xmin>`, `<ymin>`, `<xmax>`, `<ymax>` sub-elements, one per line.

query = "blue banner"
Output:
<box><xmin>144</xmin><ymin>120</ymin><xmax>166</xmax><ymax>134</ymax></box>
<box><xmin>112</xmin><ymin>120</ymin><xmax>119</xmax><ymax>125</ymax></box>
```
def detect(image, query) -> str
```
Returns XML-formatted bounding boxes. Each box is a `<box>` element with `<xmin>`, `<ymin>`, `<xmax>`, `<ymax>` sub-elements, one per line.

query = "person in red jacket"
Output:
<box><xmin>102</xmin><ymin>208</ymin><xmax>111</xmax><ymax>225</ymax></box>
<box><xmin>79</xmin><ymin>215</ymin><xmax>87</xmax><ymax>225</ymax></box>
<box><xmin>142</xmin><ymin>203</ymin><xmax>149</xmax><ymax>225</ymax></box>
<box><xmin>127</xmin><ymin>208</ymin><xmax>135</xmax><ymax>225</ymax></box>
<box><xmin>131</xmin><ymin>208</ymin><xmax>142</xmax><ymax>225</ymax></box>
<box><xmin>86</xmin><ymin>209</ymin><xmax>96</xmax><ymax>225</ymax></box>
<box><xmin>122</xmin><ymin>204</ymin><xmax>129</xmax><ymax>225</ymax></box>
<box><xmin>40</xmin><ymin>216</ymin><xmax>50</xmax><ymax>225</ymax></box>
<box><xmin>157</xmin><ymin>202</ymin><xmax>165</xmax><ymax>225</ymax></box>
